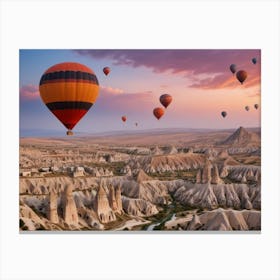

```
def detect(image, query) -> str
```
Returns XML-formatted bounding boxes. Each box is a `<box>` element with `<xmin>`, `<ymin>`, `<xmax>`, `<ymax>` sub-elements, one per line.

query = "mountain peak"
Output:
<box><xmin>220</xmin><ymin>127</ymin><xmax>260</xmax><ymax>146</ymax></box>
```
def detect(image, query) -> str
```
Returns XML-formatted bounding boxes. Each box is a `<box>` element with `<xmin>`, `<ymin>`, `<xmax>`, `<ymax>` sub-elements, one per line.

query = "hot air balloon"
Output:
<box><xmin>121</xmin><ymin>116</ymin><xmax>127</xmax><ymax>122</ymax></box>
<box><xmin>229</xmin><ymin>64</ymin><xmax>237</xmax><ymax>74</ymax></box>
<box><xmin>159</xmin><ymin>94</ymin><xmax>172</xmax><ymax>108</ymax></box>
<box><xmin>236</xmin><ymin>70</ymin><xmax>247</xmax><ymax>84</ymax></box>
<box><xmin>39</xmin><ymin>62</ymin><xmax>99</xmax><ymax>135</ymax></box>
<box><xmin>221</xmin><ymin>111</ymin><xmax>227</xmax><ymax>118</ymax></box>
<box><xmin>252</xmin><ymin>58</ymin><xmax>257</xmax><ymax>64</ymax></box>
<box><xmin>245</xmin><ymin>106</ymin><xmax>250</xmax><ymax>111</ymax></box>
<box><xmin>153</xmin><ymin>107</ymin><xmax>165</xmax><ymax>120</ymax></box>
<box><xmin>103</xmin><ymin>67</ymin><xmax>110</xmax><ymax>76</ymax></box>
<box><xmin>135</xmin><ymin>122</ymin><xmax>138</xmax><ymax>126</ymax></box>
<box><xmin>254</xmin><ymin>104</ymin><xmax>259</xmax><ymax>110</ymax></box>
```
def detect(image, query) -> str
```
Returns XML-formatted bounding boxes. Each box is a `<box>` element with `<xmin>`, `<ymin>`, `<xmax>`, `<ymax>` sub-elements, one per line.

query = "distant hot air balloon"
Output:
<box><xmin>236</xmin><ymin>70</ymin><xmax>248</xmax><ymax>84</ymax></box>
<box><xmin>39</xmin><ymin>62</ymin><xmax>99</xmax><ymax>135</ymax></box>
<box><xmin>121</xmin><ymin>116</ymin><xmax>127</xmax><ymax>122</ymax></box>
<box><xmin>153</xmin><ymin>107</ymin><xmax>165</xmax><ymax>120</ymax></box>
<box><xmin>252</xmin><ymin>58</ymin><xmax>257</xmax><ymax>64</ymax></box>
<box><xmin>245</xmin><ymin>106</ymin><xmax>250</xmax><ymax>111</ymax></box>
<box><xmin>254</xmin><ymin>104</ymin><xmax>259</xmax><ymax>110</ymax></box>
<box><xmin>135</xmin><ymin>122</ymin><xmax>138</xmax><ymax>126</ymax></box>
<box><xmin>221</xmin><ymin>111</ymin><xmax>227</xmax><ymax>118</ymax></box>
<box><xmin>103</xmin><ymin>67</ymin><xmax>110</xmax><ymax>76</ymax></box>
<box><xmin>159</xmin><ymin>94</ymin><xmax>172</xmax><ymax>108</ymax></box>
<box><xmin>229</xmin><ymin>64</ymin><xmax>237</xmax><ymax>74</ymax></box>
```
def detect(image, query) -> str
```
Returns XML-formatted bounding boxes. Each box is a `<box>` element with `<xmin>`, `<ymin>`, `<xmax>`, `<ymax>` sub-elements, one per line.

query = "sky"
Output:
<box><xmin>20</xmin><ymin>49</ymin><xmax>261</xmax><ymax>137</ymax></box>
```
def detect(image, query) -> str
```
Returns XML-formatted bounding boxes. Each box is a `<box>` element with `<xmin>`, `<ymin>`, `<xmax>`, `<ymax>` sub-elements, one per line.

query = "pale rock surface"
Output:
<box><xmin>122</xmin><ymin>196</ymin><xmax>158</xmax><ymax>216</ymax></box>
<box><xmin>186</xmin><ymin>208</ymin><xmax>260</xmax><ymax>230</ymax></box>
<box><xmin>94</xmin><ymin>185</ymin><xmax>116</xmax><ymax>223</ymax></box>
<box><xmin>61</xmin><ymin>184</ymin><xmax>79</xmax><ymax>225</ymax></box>
<box><xmin>47</xmin><ymin>188</ymin><xmax>59</xmax><ymax>223</ymax></box>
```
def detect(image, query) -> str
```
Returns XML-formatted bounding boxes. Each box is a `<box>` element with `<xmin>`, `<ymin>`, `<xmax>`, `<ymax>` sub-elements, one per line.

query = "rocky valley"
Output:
<box><xmin>19</xmin><ymin>127</ymin><xmax>261</xmax><ymax>231</ymax></box>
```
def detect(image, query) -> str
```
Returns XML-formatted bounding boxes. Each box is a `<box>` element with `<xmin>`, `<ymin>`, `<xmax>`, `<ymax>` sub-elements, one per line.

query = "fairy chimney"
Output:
<box><xmin>211</xmin><ymin>164</ymin><xmax>222</xmax><ymax>184</ymax></box>
<box><xmin>95</xmin><ymin>185</ymin><xmax>116</xmax><ymax>223</ymax></box>
<box><xmin>61</xmin><ymin>184</ymin><xmax>79</xmax><ymax>225</ymax></box>
<box><xmin>115</xmin><ymin>184</ymin><xmax>123</xmax><ymax>214</ymax></box>
<box><xmin>196</xmin><ymin>169</ymin><xmax>202</xmax><ymax>184</ymax></box>
<box><xmin>47</xmin><ymin>188</ymin><xmax>59</xmax><ymax>223</ymax></box>
<box><xmin>108</xmin><ymin>184</ymin><xmax>118</xmax><ymax>211</ymax></box>
<box><xmin>202</xmin><ymin>160</ymin><xmax>212</xmax><ymax>184</ymax></box>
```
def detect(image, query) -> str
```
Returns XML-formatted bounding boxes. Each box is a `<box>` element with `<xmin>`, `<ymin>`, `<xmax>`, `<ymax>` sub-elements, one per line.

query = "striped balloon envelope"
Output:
<box><xmin>39</xmin><ymin>62</ymin><xmax>99</xmax><ymax>135</ymax></box>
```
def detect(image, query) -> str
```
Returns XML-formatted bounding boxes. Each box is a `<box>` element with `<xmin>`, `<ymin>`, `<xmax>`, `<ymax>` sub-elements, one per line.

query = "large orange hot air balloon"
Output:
<box><xmin>153</xmin><ymin>107</ymin><xmax>165</xmax><ymax>120</ymax></box>
<box><xmin>159</xmin><ymin>94</ymin><xmax>172</xmax><ymax>108</ymax></box>
<box><xmin>121</xmin><ymin>116</ymin><xmax>127</xmax><ymax>122</ymax></box>
<box><xmin>236</xmin><ymin>70</ymin><xmax>247</xmax><ymax>84</ymax></box>
<box><xmin>103</xmin><ymin>67</ymin><xmax>110</xmax><ymax>76</ymax></box>
<box><xmin>39</xmin><ymin>62</ymin><xmax>99</xmax><ymax>135</ymax></box>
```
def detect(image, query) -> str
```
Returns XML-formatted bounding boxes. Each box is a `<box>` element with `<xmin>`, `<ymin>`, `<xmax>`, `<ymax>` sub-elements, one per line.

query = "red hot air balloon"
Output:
<box><xmin>159</xmin><ymin>94</ymin><xmax>172</xmax><ymax>108</ymax></box>
<box><xmin>39</xmin><ymin>62</ymin><xmax>99</xmax><ymax>135</ymax></box>
<box><xmin>254</xmin><ymin>104</ymin><xmax>259</xmax><ymax>110</ymax></box>
<box><xmin>245</xmin><ymin>106</ymin><xmax>250</xmax><ymax>111</ymax></box>
<box><xmin>221</xmin><ymin>111</ymin><xmax>227</xmax><ymax>118</ymax></box>
<box><xmin>121</xmin><ymin>116</ymin><xmax>127</xmax><ymax>122</ymax></box>
<box><xmin>236</xmin><ymin>70</ymin><xmax>248</xmax><ymax>84</ymax></box>
<box><xmin>229</xmin><ymin>64</ymin><xmax>237</xmax><ymax>74</ymax></box>
<box><xmin>153</xmin><ymin>107</ymin><xmax>165</xmax><ymax>120</ymax></box>
<box><xmin>103</xmin><ymin>67</ymin><xmax>110</xmax><ymax>76</ymax></box>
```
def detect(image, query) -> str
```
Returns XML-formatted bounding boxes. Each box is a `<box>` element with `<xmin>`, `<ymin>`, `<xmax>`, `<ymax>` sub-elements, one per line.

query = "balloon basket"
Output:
<box><xmin>67</xmin><ymin>130</ymin><xmax>74</xmax><ymax>136</ymax></box>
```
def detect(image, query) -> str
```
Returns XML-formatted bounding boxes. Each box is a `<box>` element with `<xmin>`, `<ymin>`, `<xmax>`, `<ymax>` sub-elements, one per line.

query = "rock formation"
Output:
<box><xmin>202</xmin><ymin>161</ymin><xmax>212</xmax><ymax>184</ymax></box>
<box><xmin>61</xmin><ymin>184</ymin><xmax>79</xmax><ymax>225</ymax></box>
<box><xmin>115</xmin><ymin>184</ymin><xmax>123</xmax><ymax>214</ymax></box>
<box><xmin>196</xmin><ymin>169</ymin><xmax>202</xmax><ymax>184</ymax></box>
<box><xmin>47</xmin><ymin>188</ymin><xmax>59</xmax><ymax>223</ymax></box>
<box><xmin>211</xmin><ymin>164</ymin><xmax>222</xmax><ymax>184</ymax></box>
<box><xmin>122</xmin><ymin>196</ymin><xmax>158</xmax><ymax>216</ymax></box>
<box><xmin>94</xmin><ymin>185</ymin><xmax>116</xmax><ymax>223</ymax></box>
<box><xmin>174</xmin><ymin>183</ymin><xmax>261</xmax><ymax>210</ymax></box>
<box><xmin>136</xmin><ymin>169</ymin><xmax>153</xmax><ymax>183</ymax></box>
<box><xmin>186</xmin><ymin>209</ymin><xmax>260</xmax><ymax>231</ymax></box>
<box><xmin>108</xmin><ymin>184</ymin><xmax>118</xmax><ymax>211</ymax></box>
<box><xmin>220</xmin><ymin>126</ymin><xmax>260</xmax><ymax>146</ymax></box>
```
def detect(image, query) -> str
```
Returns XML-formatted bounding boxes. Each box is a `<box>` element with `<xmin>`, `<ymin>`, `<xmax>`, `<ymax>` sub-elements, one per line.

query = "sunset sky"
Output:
<box><xmin>20</xmin><ymin>49</ymin><xmax>261</xmax><ymax>136</ymax></box>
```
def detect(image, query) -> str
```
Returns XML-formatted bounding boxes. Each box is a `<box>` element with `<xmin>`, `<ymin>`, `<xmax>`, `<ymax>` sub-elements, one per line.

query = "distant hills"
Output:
<box><xmin>219</xmin><ymin>126</ymin><xmax>261</xmax><ymax>146</ymax></box>
<box><xmin>20</xmin><ymin>127</ymin><xmax>261</xmax><ymax>138</ymax></box>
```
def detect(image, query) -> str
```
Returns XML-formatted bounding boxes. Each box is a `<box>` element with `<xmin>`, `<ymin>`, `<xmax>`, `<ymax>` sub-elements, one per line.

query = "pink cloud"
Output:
<box><xmin>100</xmin><ymin>85</ymin><xmax>124</xmax><ymax>95</ymax></box>
<box><xmin>74</xmin><ymin>49</ymin><xmax>261</xmax><ymax>90</ymax></box>
<box><xmin>20</xmin><ymin>84</ymin><xmax>40</xmax><ymax>100</ymax></box>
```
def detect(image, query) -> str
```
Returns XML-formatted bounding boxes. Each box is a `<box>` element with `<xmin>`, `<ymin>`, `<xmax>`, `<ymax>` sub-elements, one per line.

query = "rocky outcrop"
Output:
<box><xmin>196</xmin><ymin>169</ymin><xmax>202</xmax><ymax>184</ymax></box>
<box><xmin>201</xmin><ymin>161</ymin><xmax>212</xmax><ymax>184</ymax></box>
<box><xmin>219</xmin><ymin>127</ymin><xmax>260</xmax><ymax>147</ymax></box>
<box><xmin>164</xmin><ymin>145</ymin><xmax>178</xmax><ymax>155</ymax></box>
<box><xmin>211</xmin><ymin>164</ymin><xmax>222</xmax><ymax>184</ymax></box>
<box><xmin>186</xmin><ymin>209</ymin><xmax>260</xmax><ymax>230</ymax></box>
<box><xmin>108</xmin><ymin>184</ymin><xmax>118</xmax><ymax>211</ymax></box>
<box><xmin>136</xmin><ymin>169</ymin><xmax>153</xmax><ymax>183</ymax></box>
<box><xmin>122</xmin><ymin>196</ymin><xmax>158</xmax><ymax>216</ymax></box>
<box><xmin>227</xmin><ymin>165</ymin><xmax>261</xmax><ymax>183</ymax></box>
<box><xmin>61</xmin><ymin>185</ymin><xmax>79</xmax><ymax>225</ymax></box>
<box><xmin>174</xmin><ymin>183</ymin><xmax>261</xmax><ymax>210</ymax></box>
<box><xmin>47</xmin><ymin>189</ymin><xmax>59</xmax><ymax>223</ymax></box>
<box><xmin>128</xmin><ymin>153</ymin><xmax>205</xmax><ymax>174</ymax></box>
<box><xmin>94</xmin><ymin>185</ymin><xmax>116</xmax><ymax>223</ymax></box>
<box><xmin>115</xmin><ymin>184</ymin><xmax>123</xmax><ymax>214</ymax></box>
<box><xmin>151</xmin><ymin>146</ymin><xmax>163</xmax><ymax>155</ymax></box>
